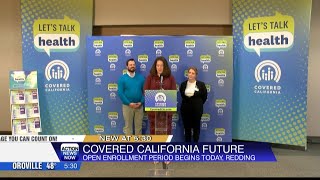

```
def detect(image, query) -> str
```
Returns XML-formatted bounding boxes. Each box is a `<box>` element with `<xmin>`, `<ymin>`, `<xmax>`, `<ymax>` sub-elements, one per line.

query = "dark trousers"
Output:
<box><xmin>185</xmin><ymin>127</ymin><xmax>200</xmax><ymax>142</ymax></box>
<box><xmin>181</xmin><ymin>108</ymin><xmax>202</xmax><ymax>142</ymax></box>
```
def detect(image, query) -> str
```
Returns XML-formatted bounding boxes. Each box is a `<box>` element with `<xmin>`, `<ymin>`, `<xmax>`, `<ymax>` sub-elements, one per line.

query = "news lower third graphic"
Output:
<box><xmin>0</xmin><ymin>162</ymin><xmax>82</xmax><ymax>171</ymax></box>
<box><xmin>0</xmin><ymin>135</ymin><xmax>277</xmax><ymax>171</ymax></box>
<box><xmin>51</xmin><ymin>142</ymin><xmax>276</xmax><ymax>163</ymax></box>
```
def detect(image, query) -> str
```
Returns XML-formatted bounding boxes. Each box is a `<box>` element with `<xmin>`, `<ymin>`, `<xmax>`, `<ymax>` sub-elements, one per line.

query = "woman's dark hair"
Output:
<box><xmin>149</xmin><ymin>56</ymin><xmax>171</xmax><ymax>77</ymax></box>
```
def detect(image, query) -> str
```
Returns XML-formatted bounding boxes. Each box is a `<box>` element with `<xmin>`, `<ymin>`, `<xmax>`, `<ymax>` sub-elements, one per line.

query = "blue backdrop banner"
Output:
<box><xmin>21</xmin><ymin>0</ymin><xmax>93</xmax><ymax>134</ymax></box>
<box><xmin>87</xmin><ymin>36</ymin><xmax>233</xmax><ymax>142</ymax></box>
<box><xmin>232</xmin><ymin>0</ymin><xmax>312</xmax><ymax>148</ymax></box>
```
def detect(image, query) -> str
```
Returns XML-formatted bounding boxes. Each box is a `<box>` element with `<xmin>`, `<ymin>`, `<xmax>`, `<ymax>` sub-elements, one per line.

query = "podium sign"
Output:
<box><xmin>145</xmin><ymin>90</ymin><xmax>177</xmax><ymax>111</ymax></box>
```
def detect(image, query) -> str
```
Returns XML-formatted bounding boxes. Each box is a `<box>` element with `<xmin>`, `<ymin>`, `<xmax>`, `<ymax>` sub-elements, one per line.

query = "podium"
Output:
<box><xmin>145</xmin><ymin>90</ymin><xmax>177</xmax><ymax>176</ymax></box>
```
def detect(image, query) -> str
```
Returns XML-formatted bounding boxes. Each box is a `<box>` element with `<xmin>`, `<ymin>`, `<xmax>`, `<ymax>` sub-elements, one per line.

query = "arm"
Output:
<box><xmin>143</xmin><ymin>75</ymin><xmax>151</xmax><ymax>91</ymax></box>
<box><xmin>200</xmin><ymin>82</ymin><xmax>208</xmax><ymax>104</ymax></box>
<box><xmin>194</xmin><ymin>81</ymin><xmax>207</xmax><ymax>103</ymax></box>
<box><xmin>140</xmin><ymin>76</ymin><xmax>145</xmax><ymax>104</ymax></box>
<box><xmin>170</xmin><ymin>75</ymin><xmax>177</xmax><ymax>90</ymax></box>
<box><xmin>117</xmin><ymin>76</ymin><xmax>131</xmax><ymax>105</ymax></box>
<box><xmin>179</xmin><ymin>81</ymin><xmax>187</xmax><ymax>100</ymax></box>
<box><xmin>143</xmin><ymin>75</ymin><xmax>155</xmax><ymax>115</ymax></box>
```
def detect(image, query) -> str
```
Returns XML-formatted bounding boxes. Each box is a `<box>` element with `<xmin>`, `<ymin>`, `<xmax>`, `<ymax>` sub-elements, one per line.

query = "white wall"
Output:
<box><xmin>94</xmin><ymin>0</ymin><xmax>232</xmax><ymax>25</ymax></box>
<box><xmin>307</xmin><ymin>0</ymin><xmax>320</xmax><ymax>136</ymax></box>
<box><xmin>0</xmin><ymin>0</ymin><xmax>22</xmax><ymax>132</ymax></box>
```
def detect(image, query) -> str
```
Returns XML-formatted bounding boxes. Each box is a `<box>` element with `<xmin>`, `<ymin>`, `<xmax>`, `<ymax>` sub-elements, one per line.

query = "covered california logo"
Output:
<box><xmin>45</xmin><ymin>60</ymin><xmax>69</xmax><ymax>81</ymax></box>
<box><xmin>255</xmin><ymin>60</ymin><xmax>281</xmax><ymax>83</ymax></box>
<box><xmin>155</xmin><ymin>92</ymin><xmax>166</xmax><ymax>102</ymax></box>
<box><xmin>44</xmin><ymin>60</ymin><xmax>70</xmax><ymax>92</ymax></box>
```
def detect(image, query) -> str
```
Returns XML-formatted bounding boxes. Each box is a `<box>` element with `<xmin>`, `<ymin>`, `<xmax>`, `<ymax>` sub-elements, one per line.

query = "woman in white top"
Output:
<box><xmin>179</xmin><ymin>67</ymin><xmax>208</xmax><ymax>142</ymax></box>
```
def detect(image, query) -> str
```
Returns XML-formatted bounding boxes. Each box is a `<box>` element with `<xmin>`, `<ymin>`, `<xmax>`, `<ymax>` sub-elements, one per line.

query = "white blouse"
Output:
<box><xmin>185</xmin><ymin>81</ymin><xmax>197</xmax><ymax>97</ymax></box>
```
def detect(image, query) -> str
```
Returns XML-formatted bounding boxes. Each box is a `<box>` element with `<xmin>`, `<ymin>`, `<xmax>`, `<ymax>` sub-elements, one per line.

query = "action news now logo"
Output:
<box><xmin>60</xmin><ymin>143</ymin><xmax>79</xmax><ymax>161</ymax></box>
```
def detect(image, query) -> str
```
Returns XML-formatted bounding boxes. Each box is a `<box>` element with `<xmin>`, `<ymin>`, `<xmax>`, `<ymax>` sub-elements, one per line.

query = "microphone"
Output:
<box><xmin>160</xmin><ymin>73</ymin><xmax>163</xmax><ymax>90</ymax></box>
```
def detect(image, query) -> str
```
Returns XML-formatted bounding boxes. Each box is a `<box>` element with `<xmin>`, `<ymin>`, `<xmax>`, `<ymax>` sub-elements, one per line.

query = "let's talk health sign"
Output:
<box><xmin>243</xmin><ymin>12</ymin><xmax>294</xmax><ymax>56</ymax></box>
<box><xmin>33</xmin><ymin>16</ymin><xmax>80</xmax><ymax>57</ymax></box>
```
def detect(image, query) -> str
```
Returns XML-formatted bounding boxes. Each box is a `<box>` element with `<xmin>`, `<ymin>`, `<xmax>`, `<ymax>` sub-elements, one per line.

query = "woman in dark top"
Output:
<box><xmin>180</xmin><ymin>66</ymin><xmax>208</xmax><ymax>142</ymax></box>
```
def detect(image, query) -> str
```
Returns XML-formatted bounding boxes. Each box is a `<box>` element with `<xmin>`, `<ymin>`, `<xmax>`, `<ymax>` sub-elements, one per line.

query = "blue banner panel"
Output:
<box><xmin>232</xmin><ymin>0</ymin><xmax>312</xmax><ymax>148</ymax></box>
<box><xmin>87</xmin><ymin>36</ymin><xmax>233</xmax><ymax>142</ymax></box>
<box><xmin>21</xmin><ymin>0</ymin><xmax>93</xmax><ymax>134</ymax></box>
